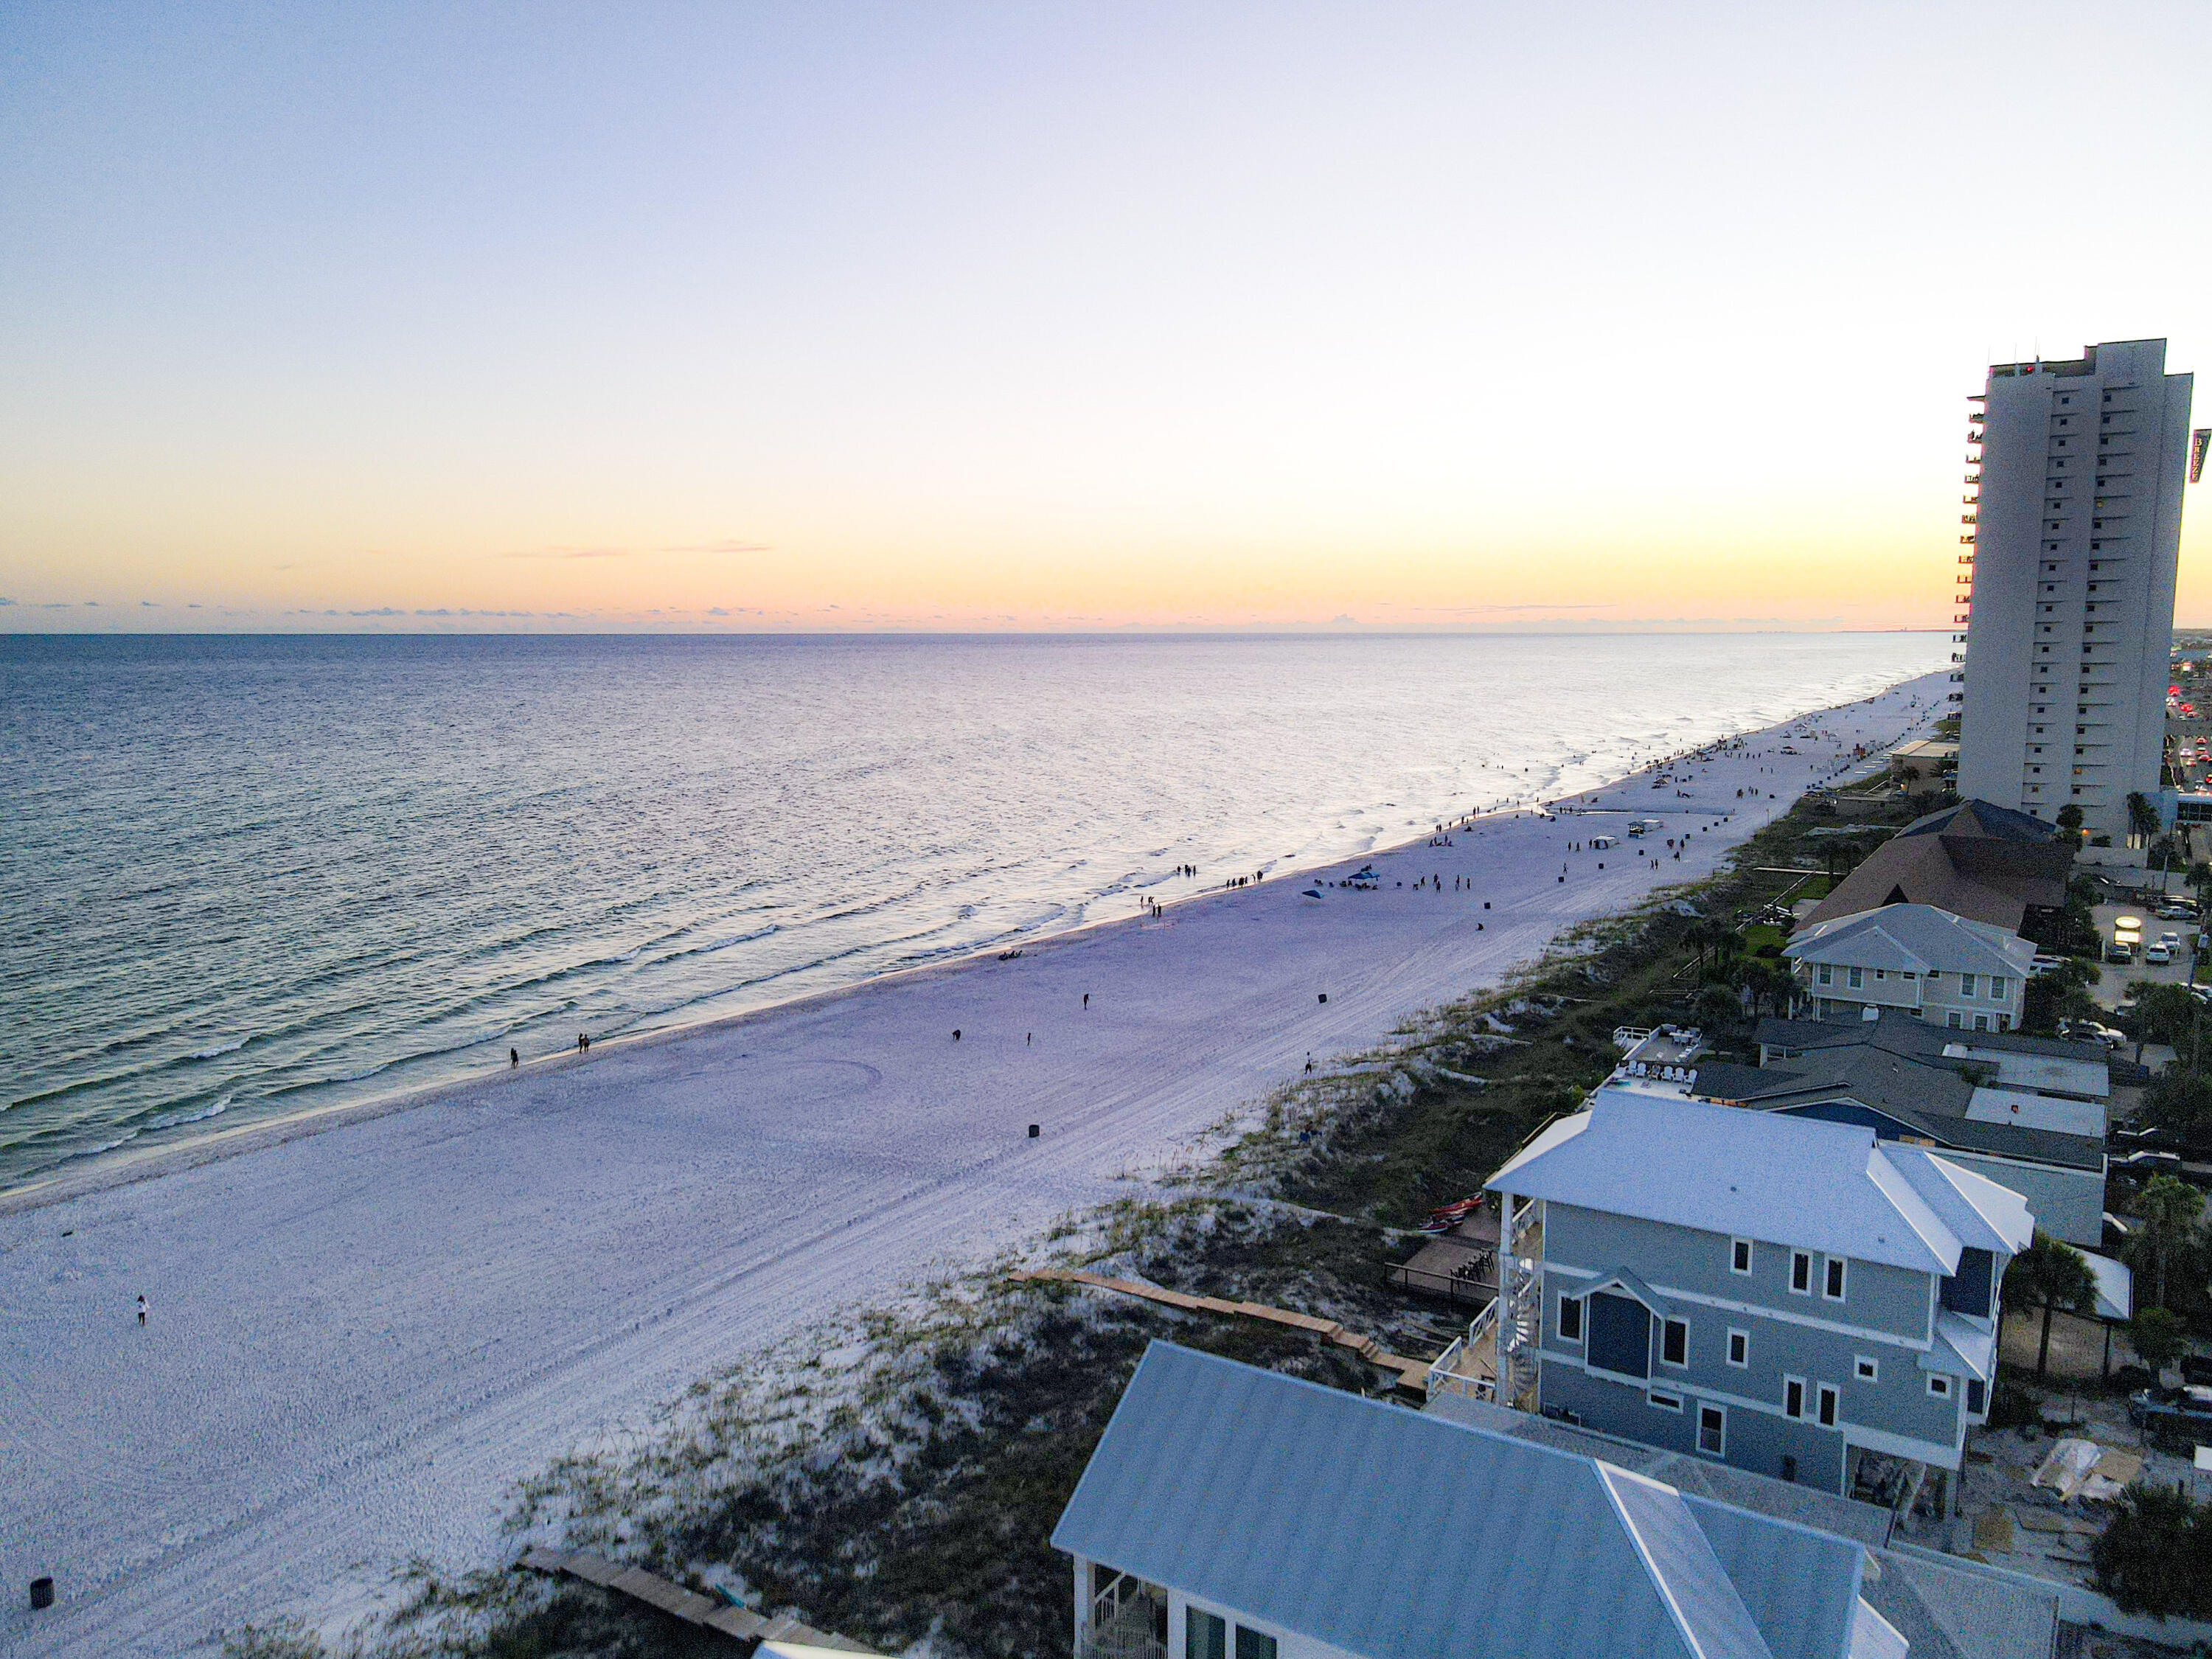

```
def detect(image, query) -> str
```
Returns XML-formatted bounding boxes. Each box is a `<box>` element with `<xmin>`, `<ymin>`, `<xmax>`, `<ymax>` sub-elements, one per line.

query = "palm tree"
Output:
<box><xmin>2129</xmin><ymin>790</ymin><xmax>2163</xmax><ymax>852</ymax></box>
<box><xmin>1685</xmin><ymin>917</ymin><xmax>1730</xmax><ymax>977</ymax></box>
<box><xmin>2003</xmin><ymin>1233</ymin><xmax>2098</xmax><ymax>1381</ymax></box>
<box><xmin>2133</xmin><ymin>1174</ymin><xmax>2205</xmax><ymax>1310</ymax></box>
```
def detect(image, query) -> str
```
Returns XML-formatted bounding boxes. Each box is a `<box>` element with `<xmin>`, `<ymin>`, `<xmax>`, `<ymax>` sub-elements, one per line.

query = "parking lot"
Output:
<box><xmin>2089</xmin><ymin>897</ymin><xmax>2205</xmax><ymax>1010</ymax></box>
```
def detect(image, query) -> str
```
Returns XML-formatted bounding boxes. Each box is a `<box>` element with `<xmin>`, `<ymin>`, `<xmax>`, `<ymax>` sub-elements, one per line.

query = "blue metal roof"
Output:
<box><xmin>1054</xmin><ymin>1343</ymin><xmax>1872</xmax><ymax>1659</ymax></box>
<box><xmin>1489</xmin><ymin>1090</ymin><xmax>2030</xmax><ymax>1274</ymax></box>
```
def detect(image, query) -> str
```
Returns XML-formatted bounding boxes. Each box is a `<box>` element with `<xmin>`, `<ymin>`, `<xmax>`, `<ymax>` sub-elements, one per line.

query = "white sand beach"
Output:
<box><xmin>0</xmin><ymin>670</ymin><xmax>1945</xmax><ymax>1656</ymax></box>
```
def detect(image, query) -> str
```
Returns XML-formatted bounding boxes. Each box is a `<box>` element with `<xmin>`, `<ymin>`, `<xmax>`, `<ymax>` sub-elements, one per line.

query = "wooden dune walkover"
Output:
<box><xmin>1009</xmin><ymin>1265</ymin><xmax>1435</xmax><ymax>1391</ymax></box>
<box><xmin>519</xmin><ymin>1545</ymin><xmax>881</xmax><ymax>1652</ymax></box>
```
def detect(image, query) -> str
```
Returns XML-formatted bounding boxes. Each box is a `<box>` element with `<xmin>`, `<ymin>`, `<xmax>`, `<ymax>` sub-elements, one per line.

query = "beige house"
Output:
<box><xmin>1783</xmin><ymin>904</ymin><xmax>2034</xmax><ymax>1032</ymax></box>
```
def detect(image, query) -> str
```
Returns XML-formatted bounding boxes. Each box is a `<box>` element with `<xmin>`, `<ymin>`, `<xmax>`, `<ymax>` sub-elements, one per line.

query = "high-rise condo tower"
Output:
<box><xmin>1954</xmin><ymin>339</ymin><xmax>2194</xmax><ymax>841</ymax></box>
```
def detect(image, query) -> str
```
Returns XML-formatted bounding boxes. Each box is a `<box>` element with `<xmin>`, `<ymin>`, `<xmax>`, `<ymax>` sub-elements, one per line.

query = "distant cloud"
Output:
<box><xmin>187</xmin><ymin>602</ymin><xmax>202</xmax><ymax>608</ymax></box>
<box><xmin>1329</xmin><ymin>613</ymin><xmax>1357</xmax><ymax>625</ymax></box>
<box><xmin>501</xmin><ymin>538</ymin><xmax>769</xmax><ymax>560</ymax></box>
<box><xmin>499</xmin><ymin>546</ymin><xmax>628</xmax><ymax>560</ymax></box>
<box><xmin>349</xmin><ymin>607</ymin><xmax>404</xmax><ymax>616</ymax></box>
<box><xmin>42</xmin><ymin>602</ymin><xmax>69</xmax><ymax>609</ymax></box>
<box><xmin>141</xmin><ymin>599</ymin><xmax>158</xmax><ymax>607</ymax></box>
<box><xmin>83</xmin><ymin>599</ymin><xmax>100</xmax><ymax>607</ymax></box>
<box><xmin>416</xmin><ymin>608</ymin><xmax>453</xmax><ymax>616</ymax></box>
<box><xmin>0</xmin><ymin>597</ymin><xmax>13</xmax><ymax>606</ymax></box>
<box><xmin>1423</xmin><ymin>602</ymin><xmax>1619</xmax><ymax>614</ymax></box>
<box><xmin>707</xmin><ymin>606</ymin><xmax>730</xmax><ymax>616</ymax></box>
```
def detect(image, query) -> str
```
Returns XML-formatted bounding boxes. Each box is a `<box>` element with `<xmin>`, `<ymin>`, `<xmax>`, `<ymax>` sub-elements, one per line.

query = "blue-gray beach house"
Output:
<box><xmin>1486</xmin><ymin>1090</ymin><xmax>2033</xmax><ymax>1497</ymax></box>
<box><xmin>1056</xmin><ymin>1340</ymin><xmax>1913</xmax><ymax>1659</ymax></box>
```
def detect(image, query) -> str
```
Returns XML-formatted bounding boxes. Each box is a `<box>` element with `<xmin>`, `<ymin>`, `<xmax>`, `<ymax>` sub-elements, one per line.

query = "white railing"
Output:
<box><xmin>1081</xmin><ymin>1592</ymin><xmax>1167</xmax><ymax>1659</ymax></box>
<box><xmin>1427</xmin><ymin>1301</ymin><xmax>1499</xmax><ymax>1401</ymax></box>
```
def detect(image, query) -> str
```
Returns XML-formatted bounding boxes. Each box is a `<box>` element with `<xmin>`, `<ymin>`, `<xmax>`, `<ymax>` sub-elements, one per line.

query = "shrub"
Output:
<box><xmin>2094</xmin><ymin>1483</ymin><xmax>2212</xmax><ymax>1617</ymax></box>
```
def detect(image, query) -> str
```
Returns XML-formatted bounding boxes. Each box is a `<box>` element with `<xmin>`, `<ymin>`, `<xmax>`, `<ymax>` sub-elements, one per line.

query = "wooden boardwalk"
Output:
<box><xmin>519</xmin><ymin>1545</ymin><xmax>880</xmax><ymax>1652</ymax></box>
<box><xmin>1009</xmin><ymin>1265</ymin><xmax>1435</xmax><ymax>1391</ymax></box>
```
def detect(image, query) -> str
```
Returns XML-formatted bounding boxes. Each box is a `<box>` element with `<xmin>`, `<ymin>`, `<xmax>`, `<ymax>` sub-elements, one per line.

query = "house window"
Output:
<box><xmin>1661</xmin><ymin>1318</ymin><xmax>1688</xmax><ymax>1368</ymax></box>
<box><xmin>1784</xmin><ymin>1377</ymin><xmax>1806</xmax><ymax>1419</ymax></box>
<box><xmin>1975</xmin><ymin>1014</ymin><xmax>1991</xmax><ymax>1032</ymax></box>
<box><xmin>1847</xmin><ymin>967</ymin><xmax>1864</xmax><ymax>990</ymax></box>
<box><xmin>1947</xmin><ymin>1011</ymin><xmax>1963</xmax><ymax>1029</ymax></box>
<box><xmin>1991</xmin><ymin>976</ymin><xmax>2008</xmax><ymax>999</ymax></box>
<box><xmin>1928</xmin><ymin>1374</ymin><xmax>1953</xmax><ymax>1399</ymax></box>
<box><xmin>1648</xmin><ymin>1389</ymin><xmax>1683</xmax><ymax>1412</ymax></box>
<box><xmin>1189</xmin><ymin>1611</ymin><xmax>1228</xmax><ymax>1659</ymax></box>
<box><xmin>1969</xmin><ymin>1378</ymin><xmax>1987</xmax><ymax>1415</ymax></box>
<box><xmin>1824</xmin><ymin>1258</ymin><xmax>1847</xmax><ymax>1301</ymax></box>
<box><xmin>1818</xmin><ymin>1383</ymin><xmax>1839</xmax><ymax>1427</ymax></box>
<box><xmin>1731</xmin><ymin>1238</ymin><xmax>1753</xmax><ymax>1276</ymax></box>
<box><xmin>1557</xmin><ymin>1294</ymin><xmax>1583</xmax><ymax>1343</ymax></box>
<box><xmin>1817</xmin><ymin>963</ymin><xmax>1833</xmax><ymax>986</ymax></box>
<box><xmin>1790</xmin><ymin>1251</ymin><xmax>1812</xmax><ymax>1295</ymax></box>
<box><xmin>1855</xmin><ymin>1355</ymin><xmax>1879</xmax><ymax>1382</ymax></box>
<box><xmin>1960</xmin><ymin>973</ymin><xmax>1978</xmax><ymax>997</ymax></box>
<box><xmin>1698</xmin><ymin>1405</ymin><xmax>1726</xmax><ymax>1455</ymax></box>
<box><xmin>1924</xmin><ymin>971</ymin><xmax>1941</xmax><ymax>986</ymax></box>
<box><xmin>1234</xmin><ymin>1627</ymin><xmax>1278</xmax><ymax>1659</ymax></box>
<box><xmin>1728</xmin><ymin>1329</ymin><xmax>1749</xmax><ymax>1368</ymax></box>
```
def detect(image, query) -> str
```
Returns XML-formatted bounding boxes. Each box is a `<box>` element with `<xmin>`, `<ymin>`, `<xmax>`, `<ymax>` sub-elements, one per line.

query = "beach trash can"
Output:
<box><xmin>30</xmin><ymin>1578</ymin><xmax>54</xmax><ymax>1610</ymax></box>
<box><xmin>1317</xmin><ymin>992</ymin><xmax>1327</xmax><ymax>1004</ymax></box>
<box><xmin>1028</xmin><ymin>1124</ymin><xmax>1040</xmax><ymax>1138</ymax></box>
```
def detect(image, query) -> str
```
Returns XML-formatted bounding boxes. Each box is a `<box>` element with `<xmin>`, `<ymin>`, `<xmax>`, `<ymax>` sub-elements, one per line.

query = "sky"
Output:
<box><xmin>2</xmin><ymin>1</ymin><xmax>2209</xmax><ymax>634</ymax></box>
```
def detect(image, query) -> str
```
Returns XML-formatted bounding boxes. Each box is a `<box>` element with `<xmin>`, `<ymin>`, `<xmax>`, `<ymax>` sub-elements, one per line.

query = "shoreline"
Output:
<box><xmin>0</xmin><ymin>669</ymin><xmax>1945</xmax><ymax>1659</ymax></box>
<box><xmin>0</xmin><ymin>673</ymin><xmax>1921</xmax><ymax>1218</ymax></box>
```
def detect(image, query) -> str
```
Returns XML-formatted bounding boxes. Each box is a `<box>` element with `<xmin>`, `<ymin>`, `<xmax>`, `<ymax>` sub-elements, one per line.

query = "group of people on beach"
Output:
<box><xmin>506</xmin><ymin>1034</ymin><xmax>591</xmax><ymax>1068</ymax></box>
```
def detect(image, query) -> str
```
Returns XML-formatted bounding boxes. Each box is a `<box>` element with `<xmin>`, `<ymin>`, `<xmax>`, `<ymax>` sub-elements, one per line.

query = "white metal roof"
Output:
<box><xmin>1490</xmin><ymin>1091</ymin><xmax>2034</xmax><ymax>1273</ymax></box>
<box><xmin>2080</xmin><ymin>1249</ymin><xmax>2134</xmax><ymax>1321</ymax></box>
<box><xmin>1964</xmin><ymin>1087</ymin><xmax>2104</xmax><ymax>1138</ymax></box>
<box><xmin>1056</xmin><ymin>1341</ymin><xmax>1875</xmax><ymax>1659</ymax></box>
<box><xmin>1880</xmin><ymin>1146</ymin><xmax>2035</xmax><ymax>1259</ymax></box>
<box><xmin>1921</xmin><ymin>1313</ymin><xmax>1997</xmax><ymax>1382</ymax></box>
<box><xmin>1784</xmin><ymin>905</ymin><xmax>2034</xmax><ymax>981</ymax></box>
<box><xmin>1944</xmin><ymin>1042</ymin><xmax>2110</xmax><ymax>1101</ymax></box>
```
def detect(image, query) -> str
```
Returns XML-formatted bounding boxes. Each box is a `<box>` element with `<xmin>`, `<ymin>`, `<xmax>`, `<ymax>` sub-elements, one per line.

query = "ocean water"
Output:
<box><xmin>1</xmin><ymin>631</ymin><xmax>1944</xmax><ymax>1183</ymax></box>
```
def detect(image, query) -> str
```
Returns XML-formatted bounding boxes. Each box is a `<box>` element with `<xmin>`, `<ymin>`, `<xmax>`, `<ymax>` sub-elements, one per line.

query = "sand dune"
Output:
<box><xmin>0</xmin><ymin>671</ymin><xmax>1944</xmax><ymax>1656</ymax></box>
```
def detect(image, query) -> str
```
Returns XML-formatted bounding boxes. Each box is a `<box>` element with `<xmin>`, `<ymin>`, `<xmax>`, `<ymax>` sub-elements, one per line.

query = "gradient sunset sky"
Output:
<box><xmin>4</xmin><ymin>2</ymin><xmax>2208</xmax><ymax>633</ymax></box>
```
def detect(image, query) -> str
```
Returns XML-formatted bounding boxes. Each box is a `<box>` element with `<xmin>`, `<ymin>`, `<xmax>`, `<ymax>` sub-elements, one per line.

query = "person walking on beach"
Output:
<box><xmin>953</xmin><ymin>1029</ymin><xmax>961</xmax><ymax>1042</ymax></box>
<box><xmin>136</xmin><ymin>1294</ymin><xmax>147</xmax><ymax>1328</ymax></box>
<box><xmin>510</xmin><ymin>1048</ymin><xmax>519</xmax><ymax>1068</ymax></box>
<box><xmin>1083</xmin><ymin>992</ymin><xmax>1089</xmax><ymax>1009</ymax></box>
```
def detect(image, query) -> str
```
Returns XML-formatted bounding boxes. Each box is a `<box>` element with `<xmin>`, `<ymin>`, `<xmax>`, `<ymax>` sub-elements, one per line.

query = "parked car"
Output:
<box><xmin>2108</xmin><ymin>942</ymin><xmax>2137</xmax><ymax>964</ymax></box>
<box><xmin>2129</xmin><ymin>1385</ymin><xmax>2212</xmax><ymax>1430</ymax></box>
<box><xmin>2160</xmin><ymin>904</ymin><xmax>2199</xmax><ymax>921</ymax></box>
<box><xmin>2163</xmin><ymin>931</ymin><xmax>2185</xmax><ymax>951</ymax></box>
<box><xmin>2146</xmin><ymin>945</ymin><xmax>2174</xmax><ymax>965</ymax></box>
<box><xmin>2059</xmin><ymin>1018</ymin><xmax>2126</xmax><ymax>1047</ymax></box>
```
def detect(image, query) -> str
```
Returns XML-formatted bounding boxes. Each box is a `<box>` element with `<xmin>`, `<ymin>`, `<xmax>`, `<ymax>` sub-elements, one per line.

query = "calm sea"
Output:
<box><xmin>1</xmin><ymin>632</ymin><xmax>1944</xmax><ymax>1183</ymax></box>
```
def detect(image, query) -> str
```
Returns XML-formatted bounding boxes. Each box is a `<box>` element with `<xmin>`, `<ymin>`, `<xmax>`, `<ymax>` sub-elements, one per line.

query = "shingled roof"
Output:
<box><xmin>1805</xmin><ymin>800</ymin><xmax>2072</xmax><ymax>931</ymax></box>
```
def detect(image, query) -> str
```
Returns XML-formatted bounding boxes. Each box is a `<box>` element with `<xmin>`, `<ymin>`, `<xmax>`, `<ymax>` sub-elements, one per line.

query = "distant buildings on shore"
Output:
<box><xmin>1954</xmin><ymin>338</ymin><xmax>2195</xmax><ymax>841</ymax></box>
